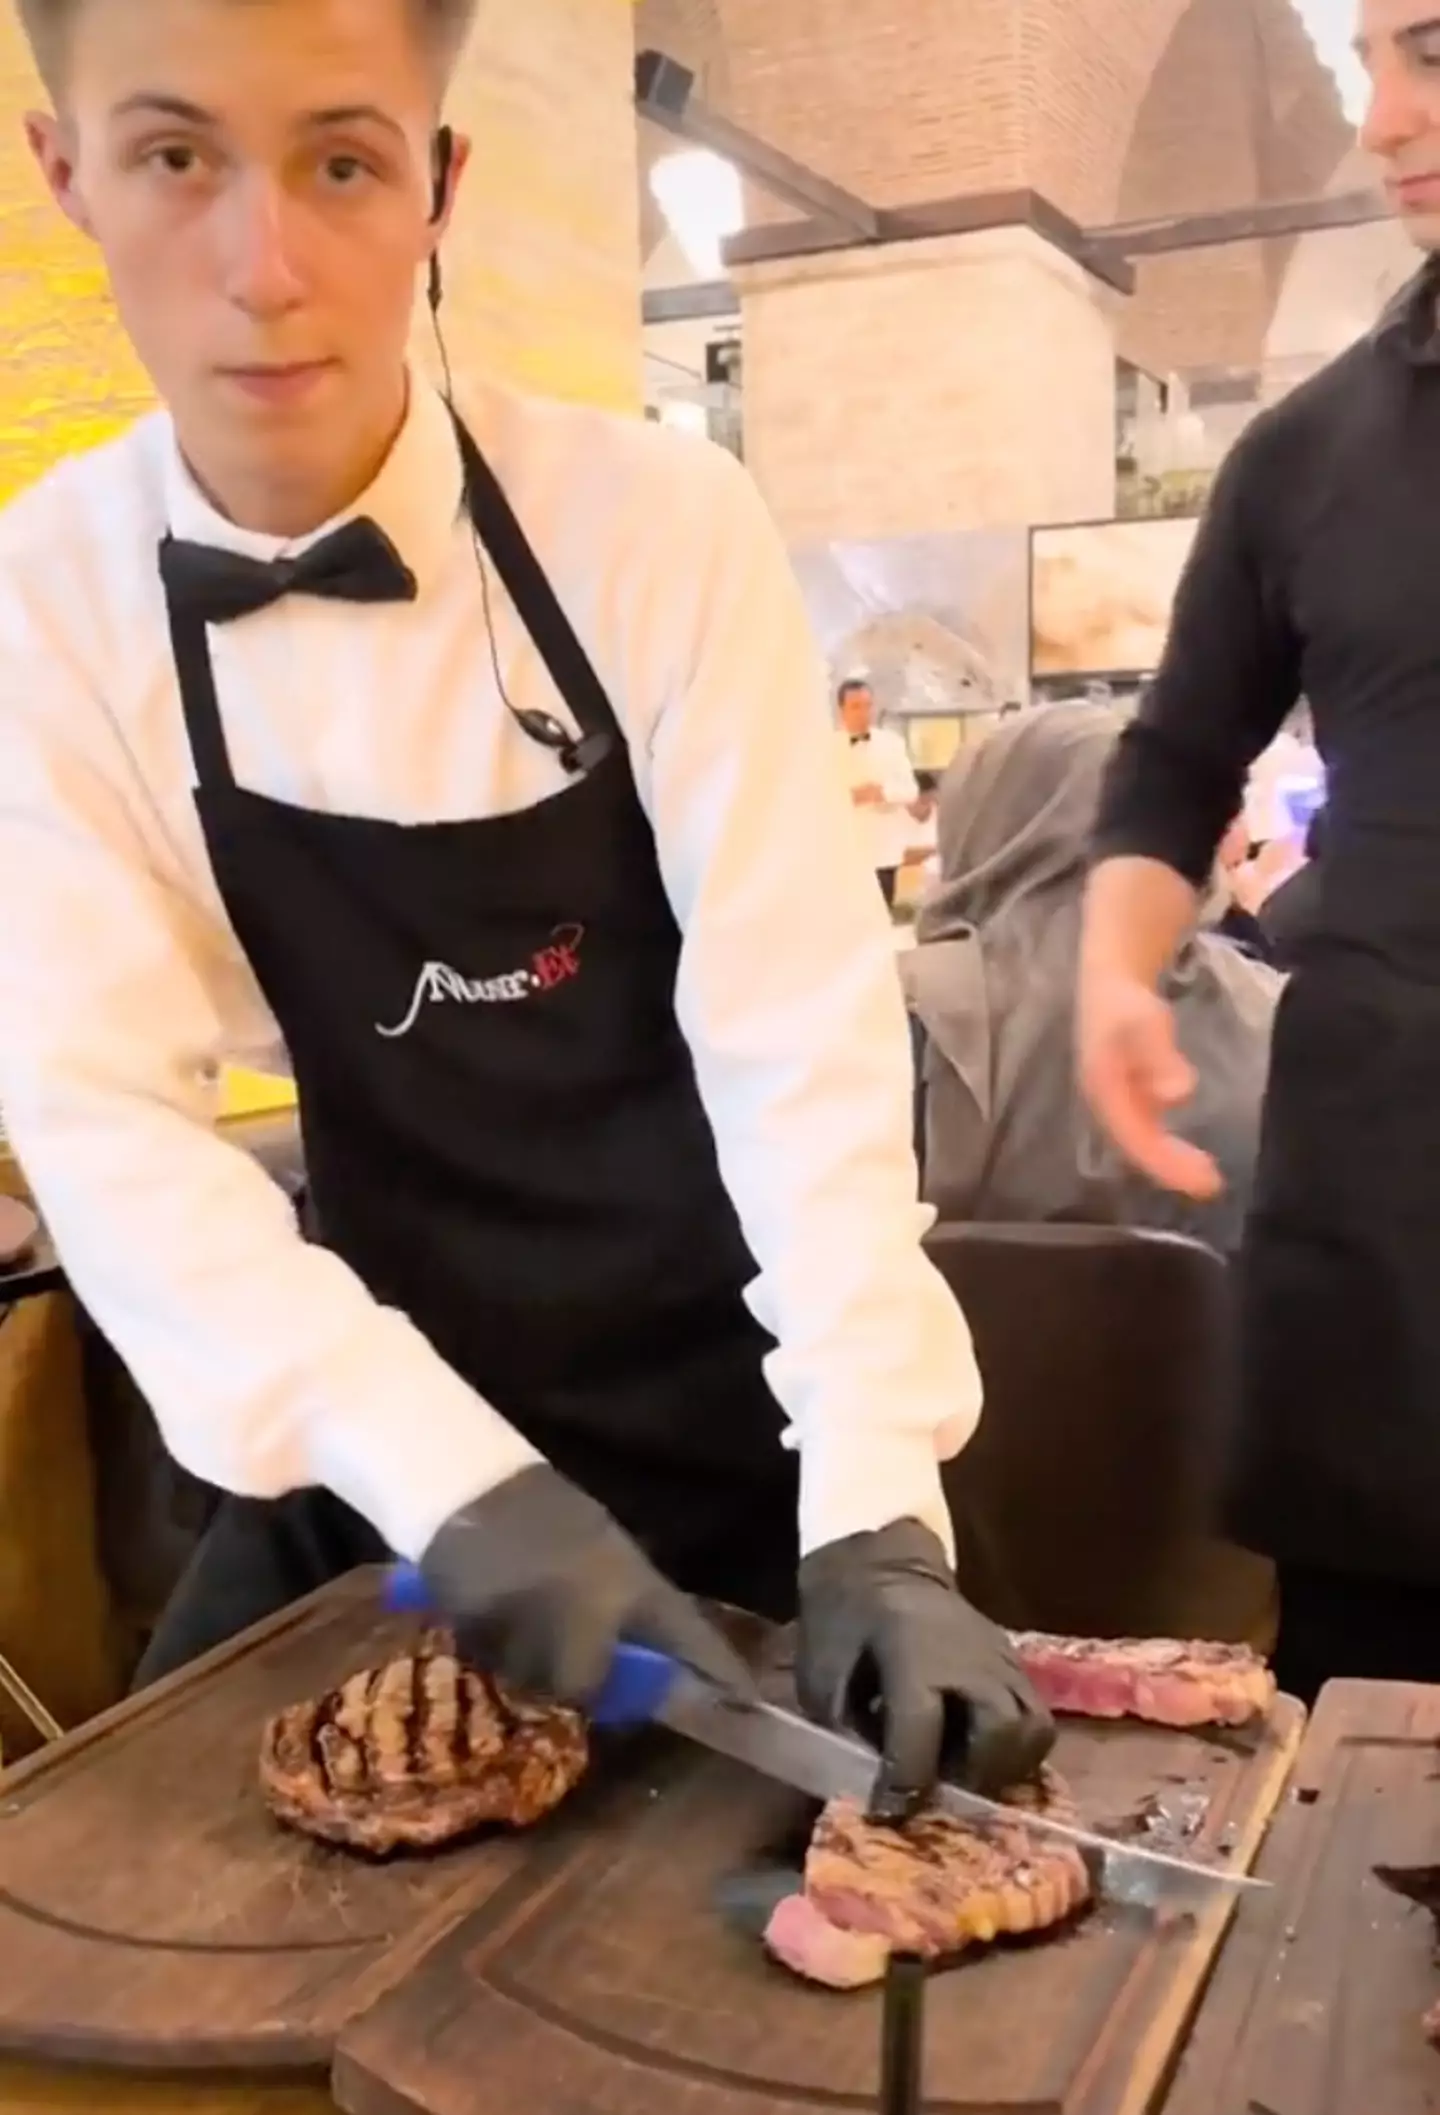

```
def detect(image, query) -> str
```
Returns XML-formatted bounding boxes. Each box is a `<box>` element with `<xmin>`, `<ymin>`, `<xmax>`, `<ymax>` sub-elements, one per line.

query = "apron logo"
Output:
<box><xmin>375</xmin><ymin>924</ymin><xmax>584</xmax><ymax>1038</ymax></box>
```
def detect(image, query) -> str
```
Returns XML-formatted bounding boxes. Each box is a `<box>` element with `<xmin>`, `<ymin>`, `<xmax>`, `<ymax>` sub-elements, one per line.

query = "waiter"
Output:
<box><xmin>1079</xmin><ymin>0</ymin><xmax>1440</xmax><ymax>1703</ymax></box>
<box><xmin>837</xmin><ymin>679</ymin><xmax>920</xmax><ymax>908</ymax></box>
<box><xmin>0</xmin><ymin>0</ymin><xmax>1051</xmax><ymax>1804</ymax></box>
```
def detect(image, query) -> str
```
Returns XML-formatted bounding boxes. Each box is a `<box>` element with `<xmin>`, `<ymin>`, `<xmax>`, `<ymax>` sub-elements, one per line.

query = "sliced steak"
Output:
<box><xmin>1012</xmin><ymin>1633</ymin><xmax>1275</xmax><ymax>1728</ymax></box>
<box><xmin>258</xmin><ymin>1634</ymin><xmax>588</xmax><ymax>1855</ymax></box>
<box><xmin>764</xmin><ymin>1766</ymin><xmax>1090</xmax><ymax>1990</ymax></box>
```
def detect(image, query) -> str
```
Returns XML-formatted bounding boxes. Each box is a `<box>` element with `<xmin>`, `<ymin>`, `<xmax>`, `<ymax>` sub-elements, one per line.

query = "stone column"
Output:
<box><xmin>734</xmin><ymin>226</ymin><xmax>1119</xmax><ymax>545</ymax></box>
<box><xmin>0</xmin><ymin>0</ymin><xmax>643</xmax><ymax>512</ymax></box>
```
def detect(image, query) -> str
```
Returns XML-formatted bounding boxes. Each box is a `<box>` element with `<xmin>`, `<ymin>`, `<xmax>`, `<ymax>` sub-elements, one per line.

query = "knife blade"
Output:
<box><xmin>635</xmin><ymin>1654</ymin><xmax>1269</xmax><ymax>1910</ymax></box>
<box><xmin>383</xmin><ymin>1565</ymin><xmax>1268</xmax><ymax>1910</ymax></box>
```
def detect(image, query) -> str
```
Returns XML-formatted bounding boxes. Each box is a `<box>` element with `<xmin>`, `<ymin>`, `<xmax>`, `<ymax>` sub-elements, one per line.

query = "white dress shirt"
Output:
<box><xmin>0</xmin><ymin>373</ymin><xmax>981</xmax><ymax>1563</ymax></box>
<box><xmin>840</xmin><ymin>725</ymin><xmax>920</xmax><ymax>873</ymax></box>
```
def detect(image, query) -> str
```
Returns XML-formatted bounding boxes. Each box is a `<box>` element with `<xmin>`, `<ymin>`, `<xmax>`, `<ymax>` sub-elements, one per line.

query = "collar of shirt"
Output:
<box><xmin>1371</xmin><ymin>253</ymin><xmax>1440</xmax><ymax>367</ymax></box>
<box><xmin>159</xmin><ymin>369</ymin><xmax>464</xmax><ymax>593</ymax></box>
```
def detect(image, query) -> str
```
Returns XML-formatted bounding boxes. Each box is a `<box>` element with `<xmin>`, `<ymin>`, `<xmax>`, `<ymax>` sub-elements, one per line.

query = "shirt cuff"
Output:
<box><xmin>798</xmin><ymin>1430</ymin><xmax>959</xmax><ymax>1565</ymax></box>
<box><xmin>303</xmin><ymin>1314</ymin><xmax>544</xmax><ymax>1561</ymax></box>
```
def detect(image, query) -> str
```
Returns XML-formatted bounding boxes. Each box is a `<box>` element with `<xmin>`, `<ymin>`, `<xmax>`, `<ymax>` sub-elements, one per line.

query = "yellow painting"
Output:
<box><xmin>0</xmin><ymin>24</ymin><xmax>154</xmax><ymax>503</ymax></box>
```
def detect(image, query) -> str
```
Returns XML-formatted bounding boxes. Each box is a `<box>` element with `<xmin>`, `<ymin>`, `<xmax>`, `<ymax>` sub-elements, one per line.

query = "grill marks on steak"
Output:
<box><xmin>1012</xmin><ymin>1633</ymin><xmax>1275</xmax><ymax>1728</ymax></box>
<box><xmin>764</xmin><ymin>1766</ymin><xmax>1091</xmax><ymax>1990</ymax></box>
<box><xmin>259</xmin><ymin>1637</ymin><xmax>588</xmax><ymax>1855</ymax></box>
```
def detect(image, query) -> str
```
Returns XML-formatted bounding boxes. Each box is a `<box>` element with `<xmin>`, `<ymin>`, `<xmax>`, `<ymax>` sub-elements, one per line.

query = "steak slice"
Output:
<box><xmin>1012</xmin><ymin>1633</ymin><xmax>1275</xmax><ymax>1728</ymax></box>
<box><xmin>764</xmin><ymin>1766</ymin><xmax>1090</xmax><ymax>1990</ymax></box>
<box><xmin>258</xmin><ymin>1635</ymin><xmax>588</xmax><ymax>1856</ymax></box>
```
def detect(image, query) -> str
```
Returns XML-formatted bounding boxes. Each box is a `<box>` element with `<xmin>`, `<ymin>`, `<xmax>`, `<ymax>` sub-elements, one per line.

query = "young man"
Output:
<box><xmin>0</xmin><ymin>0</ymin><xmax>1052</xmax><ymax>1804</ymax></box>
<box><xmin>1078</xmin><ymin>0</ymin><xmax>1440</xmax><ymax>1701</ymax></box>
<box><xmin>836</xmin><ymin>678</ymin><xmax>919</xmax><ymax>909</ymax></box>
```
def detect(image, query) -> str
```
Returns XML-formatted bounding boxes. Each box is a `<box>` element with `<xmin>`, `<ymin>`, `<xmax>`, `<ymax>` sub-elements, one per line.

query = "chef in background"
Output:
<box><xmin>0</xmin><ymin>0</ymin><xmax>1053</xmax><ymax>1807</ymax></box>
<box><xmin>906</xmin><ymin>770</ymin><xmax>942</xmax><ymax>890</ymax></box>
<box><xmin>838</xmin><ymin>679</ymin><xmax>920</xmax><ymax>908</ymax></box>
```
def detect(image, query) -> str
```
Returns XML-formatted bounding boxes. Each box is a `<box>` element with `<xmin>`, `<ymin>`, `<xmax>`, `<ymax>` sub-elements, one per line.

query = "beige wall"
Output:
<box><xmin>0</xmin><ymin>0</ymin><xmax>643</xmax><ymax>511</ymax></box>
<box><xmin>737</xmin><ymin>227</ymin><xmax>1118</xmax><ymax>545</ymax></box>
<box><xmin>418</xmin><ymin>0</ymin><xmax>643</xmax><ymax>412</ymax></box>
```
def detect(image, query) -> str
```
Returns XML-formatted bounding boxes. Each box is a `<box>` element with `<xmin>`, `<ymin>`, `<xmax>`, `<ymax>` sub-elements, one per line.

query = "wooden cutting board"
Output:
<box><xmin>332</xmin><ymin>1695</ymin><xmax>1304</xmax><ymax>2115</ymax></box>
<box><xmin>1162</xmin><ymin>1678</ymin><xmax>1440</xmax><ymax>2115</ymax></box>
<box><xmin>0</xmin><ymin>1569</ymin><xmax>578</xmax><ymax>2073</ymax></box>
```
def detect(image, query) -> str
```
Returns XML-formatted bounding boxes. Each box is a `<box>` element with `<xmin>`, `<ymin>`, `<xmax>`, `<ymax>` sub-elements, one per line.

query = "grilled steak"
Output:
<box><xmin>259</xmin><ymin>1636</ymin><xmax>588</xmax><ymax>1855</ymax></box>
<box><xmin>1012</xmin><ymin>1632</ymin><xmax>1275</xmax><ymax>1728</ymax></box>
<box><xmin>764</xmin><ymin>1766</ymin><xmax>1090</xmax><ymax>1990</ymax></box>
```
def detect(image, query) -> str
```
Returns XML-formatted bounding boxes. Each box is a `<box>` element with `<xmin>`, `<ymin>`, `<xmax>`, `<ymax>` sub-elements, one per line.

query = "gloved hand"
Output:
<box><xmin>797</xmin><ymin>1518</ymin><xmax>1055</xmax><ymax>1815</ymax></box>
<box><xmin>419</xmin><ymin>1463</ymin><xmax>754</xmax><ymax>1708</ymax></box>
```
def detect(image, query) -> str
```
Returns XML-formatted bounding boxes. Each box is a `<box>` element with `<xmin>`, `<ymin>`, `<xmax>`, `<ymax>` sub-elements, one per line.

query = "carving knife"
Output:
<box><xmin>385</xmin><ymin>1563</ymin><xmax>1269</xmax><ymax>1909</ymax></box>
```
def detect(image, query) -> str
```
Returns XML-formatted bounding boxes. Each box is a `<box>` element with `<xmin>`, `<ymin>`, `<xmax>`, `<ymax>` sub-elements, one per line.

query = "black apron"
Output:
<box><xmin>137</xmin><ymin>421</ymin><xmax>797</xmax><ymax>1683</ymax></box>
<box><xmin>1230</xmin><ymin>933</ymin><xmax>1440</xmax><ymax>1596</ymax></box>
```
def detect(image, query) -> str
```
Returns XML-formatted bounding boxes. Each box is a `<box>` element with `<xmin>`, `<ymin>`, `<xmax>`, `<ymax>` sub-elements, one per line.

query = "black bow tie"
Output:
<box><xmin>850</xmin><ymin>732</ymin><xmax>871</xmax><ymax>745</ymax></box>
<box><xmin>160</xmin><ymin>516</ymin><xmax>418</xmax><ymax>624</ymax></box>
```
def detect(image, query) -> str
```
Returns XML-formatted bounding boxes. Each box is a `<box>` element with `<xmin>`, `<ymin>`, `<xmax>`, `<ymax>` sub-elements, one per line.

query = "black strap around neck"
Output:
<box><xmin>164</xmin><ymin>412</ymin><xmax>621</xmax><ymax>792</ymax></box>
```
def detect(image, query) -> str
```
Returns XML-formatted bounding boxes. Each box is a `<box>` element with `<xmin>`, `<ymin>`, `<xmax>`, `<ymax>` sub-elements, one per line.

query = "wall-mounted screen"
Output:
<box><xmin>1029</xmin><ymin>516</ymin><xmax>1199</xmax><ymax>681</ymax></box>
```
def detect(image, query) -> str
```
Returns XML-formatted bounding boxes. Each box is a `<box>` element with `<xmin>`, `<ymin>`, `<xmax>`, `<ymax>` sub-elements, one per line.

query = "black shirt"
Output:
<box><xmin>1094</xmin><ymin>258</ymin><xmax>1440</xmax><ymax>978</ymax></box>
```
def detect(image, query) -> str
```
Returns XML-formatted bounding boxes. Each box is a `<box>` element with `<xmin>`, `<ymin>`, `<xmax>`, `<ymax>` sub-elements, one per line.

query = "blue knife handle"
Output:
<box><xmin>590</xmin><ymin>1643</ymin><xmax>680</xmax><ymax>1726</ymax></box>
<box><xmin>382</xmin><ymin>1562</ymin><xmax>680</xmax><ymax>1727</ymax></box>
<box><xmin>385</xmin><ymin>1561</ymin><xmax>432</xmax><ymax>1613</ymax></box>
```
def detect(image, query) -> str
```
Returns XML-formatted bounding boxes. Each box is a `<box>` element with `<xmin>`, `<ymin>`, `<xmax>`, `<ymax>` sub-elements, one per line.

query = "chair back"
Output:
<box><xmin>925</xmin><ymin>1222</ymin><xmax>1275</xmax><ymax>1644</ymax></box>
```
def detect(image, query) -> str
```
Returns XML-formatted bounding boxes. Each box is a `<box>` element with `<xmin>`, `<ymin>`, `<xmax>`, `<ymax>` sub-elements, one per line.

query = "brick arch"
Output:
<box><xmin>638</xmin><ymin>0</ymin><xmax>1348</xmax><ymax>305</ymax></box>
<box><xmin>1264</xmin><ymin>141</ymin><xmax>1414</xmax><ymax>377</ymax></box>
<box><xmin>635</xmin><ymin>0</ymin><xmax>1186</xmax><ymax>235</ymax></box>
<box><xmin>1112</xmin><ymin>0</ymin><xmax>1350</xmax><ymax>377</ymax></box>
<box><xmin>1024</xmin><ymin>0</ymin><xmax>1199</xmax><ymax>226</ymax></box>
<box><xmin>635</xmin><ymin>0</ymin><xmax>732</xmax><ymax>261</ymax></box>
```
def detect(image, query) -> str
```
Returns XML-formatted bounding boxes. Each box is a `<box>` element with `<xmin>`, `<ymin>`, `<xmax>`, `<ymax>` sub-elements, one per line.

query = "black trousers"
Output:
<box><xmin>1272</xmin><ymin>1564</ymin><xmax>1440</xmax><ymax>1706</ymax></box>
<box><xmin>877</xmin><ymin>866</ymin><xmax>898</xmax><ymax>909</ymax></box>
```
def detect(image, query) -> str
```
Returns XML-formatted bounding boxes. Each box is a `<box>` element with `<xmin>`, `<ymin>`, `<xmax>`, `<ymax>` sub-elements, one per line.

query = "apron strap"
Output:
<box><xmin>163</xmin><ymin>410</ymin><xmax>623</xmax><ymax>795</ymax></box>
<box><xmin>452</xmin><ymin>417</ymin><xmax>618</xmax><ymax>776</ymax></box>
<box><xmin>165</xmin><ymin>585</ymin><xmax>238</xmax><ymax>792</ymax></box>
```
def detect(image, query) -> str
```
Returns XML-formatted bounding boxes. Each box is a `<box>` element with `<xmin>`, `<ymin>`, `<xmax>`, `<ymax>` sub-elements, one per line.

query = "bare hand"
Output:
<box><xmin>1077</xmin><ymin>974</ymin><xmax>1222</xmax><ymax>1199</ymax></box>
<box><xmin>852</xmin><ymin>782</ymin><xmax>884</xmax><ymax>808</ymax></box>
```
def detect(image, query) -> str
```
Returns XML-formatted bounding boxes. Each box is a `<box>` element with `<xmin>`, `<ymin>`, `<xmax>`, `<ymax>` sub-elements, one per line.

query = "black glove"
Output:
<box><xmin>797</xmin><ymin>1518</ymin><xmax>1055</xmax><ymax>1815</ymax></box>
<box><xmin>419</xmin><ymin>1463</ymin><xmax>755</xmax><ymax>1708</ymax></box>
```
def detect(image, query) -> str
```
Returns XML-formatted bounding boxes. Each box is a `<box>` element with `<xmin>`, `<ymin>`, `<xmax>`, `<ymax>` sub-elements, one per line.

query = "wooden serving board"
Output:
<box><xmin>333</xmin><ymin>1697</ymin><xmax>1304</xmax><ymax>2115</ymax></box>
<box><xmin>1163</xmin><ymin>1679</ymin><xmax>1440</xmax><ymax>2115</ymax></box>
<box><xmin>0</xmin><ymin>1570</ymin><xmax>572</xmax><ymax>2073</ymax></box>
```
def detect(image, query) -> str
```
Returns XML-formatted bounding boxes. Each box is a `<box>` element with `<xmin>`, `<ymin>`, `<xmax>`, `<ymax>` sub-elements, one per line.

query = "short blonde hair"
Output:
<box><xmin>20</xmin><ymin>0</ymin><xmax>479</xmax><ymax>95</ymax></box>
